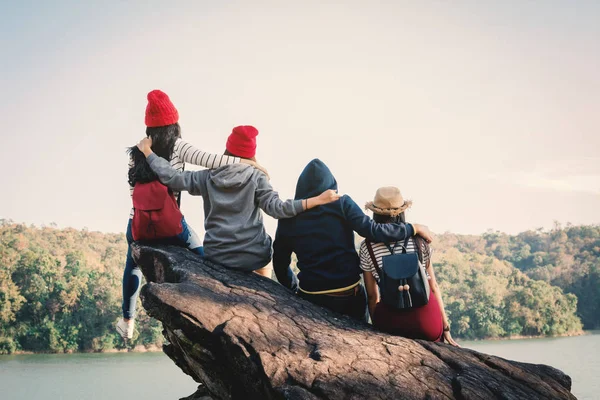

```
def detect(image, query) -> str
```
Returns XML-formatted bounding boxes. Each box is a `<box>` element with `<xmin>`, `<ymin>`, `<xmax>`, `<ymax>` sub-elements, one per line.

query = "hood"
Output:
<box><xmin>294</xmin><ymin>159</ymin><xmax>338</xmax><ymax>199</ymax></box>
<box><xmin>210</xmin><ymin>164</ymin><xmax>255</xmax><ymax>189</ymax></box>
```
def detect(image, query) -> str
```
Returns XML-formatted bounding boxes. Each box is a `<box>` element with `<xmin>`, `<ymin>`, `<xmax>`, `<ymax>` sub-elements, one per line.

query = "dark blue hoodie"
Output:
<box><xmin>273</xmin><ymin>159</ymin><xmax>414</xmax><ymax>292</ymax></box>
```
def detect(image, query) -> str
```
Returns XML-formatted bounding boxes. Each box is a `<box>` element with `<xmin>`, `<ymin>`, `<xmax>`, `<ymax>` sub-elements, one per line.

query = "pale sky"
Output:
<box><xmin>1</xmin><ymin>0</ymin><xmax>599</xmax><ymax>237</ymax></box>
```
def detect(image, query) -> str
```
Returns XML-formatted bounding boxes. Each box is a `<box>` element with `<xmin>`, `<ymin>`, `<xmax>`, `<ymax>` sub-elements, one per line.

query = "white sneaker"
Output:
<box><xmin>116</xmin><ymin>318</ymin><xmax>134</xmax><ymax>340</ymax></box>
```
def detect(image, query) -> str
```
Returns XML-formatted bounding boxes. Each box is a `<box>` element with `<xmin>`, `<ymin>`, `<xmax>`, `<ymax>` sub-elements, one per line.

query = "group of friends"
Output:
<box><xmin>116</xmin><ymin>90</ymin><xmax>459</xmax><ymax>347</ymax></box>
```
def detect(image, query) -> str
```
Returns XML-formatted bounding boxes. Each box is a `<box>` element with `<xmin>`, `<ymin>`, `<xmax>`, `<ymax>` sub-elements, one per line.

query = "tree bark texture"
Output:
<box><xmin>132</xmin><ymin>244</ymin><xmax>576</xmax><ymax>400</ymax></box>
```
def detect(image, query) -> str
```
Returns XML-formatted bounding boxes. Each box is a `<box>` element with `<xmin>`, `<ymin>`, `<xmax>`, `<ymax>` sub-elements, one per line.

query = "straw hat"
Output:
<box><xmin>365</xmin><ymin>186</ymin><xmax>412</xmax><ymax>217</ymax></box>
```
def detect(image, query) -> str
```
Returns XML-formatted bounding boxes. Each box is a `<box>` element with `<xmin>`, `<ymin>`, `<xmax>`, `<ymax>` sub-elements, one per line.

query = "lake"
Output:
<box><xmin>462</xmin><ymin>332</ymin><xmax>599</xmax><ymax>400</ymax></box>
<box><xmin>0</xmin><ymin>332</ymin><xmax>597</xmax><ymax>400</ymax></box>
<box><xmin>0</xmin><ymin>351</ymin><xmax>198</xmax><ymax>400</ymax></box>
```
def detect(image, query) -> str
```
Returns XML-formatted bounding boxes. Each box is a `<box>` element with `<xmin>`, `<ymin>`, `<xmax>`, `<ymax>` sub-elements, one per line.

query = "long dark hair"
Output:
<box><xmin>373</xmin><ymin>212</ymin><xmax>406</xmax><ymax>224</ymax></box>
<box><xmin>127</xmin><ymin>123</ymin><xmax>181</xmax><ymax>186</ymax></box>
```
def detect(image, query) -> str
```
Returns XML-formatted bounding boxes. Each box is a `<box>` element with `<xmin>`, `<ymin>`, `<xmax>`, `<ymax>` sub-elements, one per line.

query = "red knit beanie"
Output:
<box><xmin>145</xmin><ymin>90</ymin><xmax>179</xmax><ymax>127</ymax></box>
<box><xmin>226</xmin><ymin>126</ymin><xmax>259</xmax><ymax>158</ymax></box>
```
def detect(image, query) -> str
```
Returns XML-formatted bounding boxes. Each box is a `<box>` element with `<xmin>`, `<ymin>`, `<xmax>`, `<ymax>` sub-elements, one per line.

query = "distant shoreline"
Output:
<box><xmin>3</xmin><ymin>344</ymin><xmax>163</xmax><ymax>356</ymax></box>
<box><xmin>460</xmin><ymin>329</ymin><xmax>589</xmax><ymax>342</ymax></box>
<box><xmin>4</xmin><ymin>331</ymin><xmax>597</xmax><ymax>356</ymax></box>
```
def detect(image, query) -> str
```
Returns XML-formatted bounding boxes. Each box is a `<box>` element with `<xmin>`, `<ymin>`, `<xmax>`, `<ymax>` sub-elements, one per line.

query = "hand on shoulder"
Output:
<box><xmin>412</xmin><ymin>223</ymin><xmax>433</xmax><ymax>243</ymax></box>
<box><xmin>137</xmin><ymin>137</ymin><xmax>153</xmax><ymax>157</ymax></box>
<box><xmin>315</xmin><ymin>189</ymin><xmax>341</xmax><ymax>206</ymax></box>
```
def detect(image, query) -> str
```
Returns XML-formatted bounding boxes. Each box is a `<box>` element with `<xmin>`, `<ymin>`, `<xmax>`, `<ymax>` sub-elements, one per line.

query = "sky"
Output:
<box><xmin>0</xmin><ymin>0</ymin><xmax>599</xmax><ymax>237</ymax></box>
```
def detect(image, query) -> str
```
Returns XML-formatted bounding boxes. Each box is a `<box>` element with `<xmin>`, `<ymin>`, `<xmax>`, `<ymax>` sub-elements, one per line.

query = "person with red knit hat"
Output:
<box><xmin>145</xmin><ymin>89</ymin><xmax>180</xmax><ymax>127</ymax></box>
<box><xmin>136</xmin><ymin>125</ymin><xmax>341</xmax><ymax>277</ymax></box>
<box><xmin>225</xmin><ymin>125</ymin><xmax>259</xmax><ymax>159</ymax></box>
<box><xmin>117</xmin><ymin>91</ymin><xmax>267</xmax><ymax>341</ymax></box>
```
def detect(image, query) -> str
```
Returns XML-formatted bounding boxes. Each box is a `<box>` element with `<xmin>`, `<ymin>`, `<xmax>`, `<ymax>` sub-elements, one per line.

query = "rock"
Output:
<box><xmin>131</xmin><ymin>244</ymin><xmax>576</xmax><ymax>400</ymax></box>
<box><xmin>178</xmin><ymin>384</ymin><xmax>211</xmax><ymax>400</ymax></box>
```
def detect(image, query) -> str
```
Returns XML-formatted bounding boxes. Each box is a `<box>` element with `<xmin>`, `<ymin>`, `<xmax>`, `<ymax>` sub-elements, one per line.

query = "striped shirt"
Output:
<box><xmin>128</xmin><ymin>138</ymin><xmax>240</xmax><ymax>217</ymax></box>
<box><xmin>359</xmin><ymin>237</ymin><xmax>431</xmax><ymax>282</ymax></box>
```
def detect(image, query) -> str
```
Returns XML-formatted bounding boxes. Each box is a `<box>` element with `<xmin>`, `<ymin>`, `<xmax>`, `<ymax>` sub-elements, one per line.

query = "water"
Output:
<box><xmin>0</xmin><ymin>333</ymin><xmax>597</xmax><ymax>400</ymax></box>
<box><xmin>462</xmin><ymin>332</ymin><xmax>599</xmax><ymax>400</ymax></box>
<box><xmin>0</xmin><ymin>352</ymin><xmax>198</xmax><ymax>400</ymax></box>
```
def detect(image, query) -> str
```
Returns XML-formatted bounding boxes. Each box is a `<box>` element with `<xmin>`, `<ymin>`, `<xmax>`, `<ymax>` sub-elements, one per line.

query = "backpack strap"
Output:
<box><xmin>176</xmin><ymin>164</ymin><xmax>184</xmax><ymax>208</ymax></box>
<box><xmin>401</xmin><ymin>236</ymin><xmax>410</xmax><ymax>254</ymax></box>
<box><xmin>384</xmin><ymin>241</ymin><xmax>401</xmax><ymax>255</ymax></box>
<box><xmin>365</xmin><ymin>241</ymin><xmax>383</xmax><ymax>278</ymax></box>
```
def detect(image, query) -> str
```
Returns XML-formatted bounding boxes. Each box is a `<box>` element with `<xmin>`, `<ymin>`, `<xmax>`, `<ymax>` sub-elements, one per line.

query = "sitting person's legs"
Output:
<box><xmin>373</xmin><ymin>295</ymin><xmax>443</xmax><ymax>341</ymax></box>
<box><xmin>117</xmin><ymin>219</ymin><xmax>143</xmax><ymax>339</ymax></box>
<box><xmin>298</xmin><ymin>284</ymin><xmax>368</xmax><ymax>323</ymax></box>
<box><xmin>175</xmin><ymin>216</ymin><xmax>204</xmax><ymax>256</ymax></box>
<box><xmin>122</xmin><ymin>249</ymin><xmax>143</xmax><ymax>321</ymax></box>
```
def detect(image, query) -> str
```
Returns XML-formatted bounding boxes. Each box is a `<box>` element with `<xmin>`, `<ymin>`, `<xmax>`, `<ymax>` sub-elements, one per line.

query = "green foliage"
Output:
<box><xmin>432</xmin><ymin>248</ymin><xmax>582</xmax><ymax>339</ymax></box>
<box><xmin>0</xmin><ymin>221</ymin><xmax>162</xmax><ymax>354</ymax></box>
<box><xmin>0</xmin><ymin>336</ymin><xmax>17</xmax><ymax>354</ymax></box>
<box><xmin>478</xmin><ymin>224</ymin><xmax>600</xmax><ymax>329</ymax></box>
<box><xmin>432</xmin><ymin>224</ymin><xmax>599</xmax><ymax>337</ymax></box>
<box><xmin>0</xmin><ymin>221</ymin><xmax>596</xmax><ymax>351</ymax></box>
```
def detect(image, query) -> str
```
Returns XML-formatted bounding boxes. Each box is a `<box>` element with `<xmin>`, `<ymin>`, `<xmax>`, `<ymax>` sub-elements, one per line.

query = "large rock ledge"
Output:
<box><xmin>132</xmin><ymin>244</ymin><xmax>576</xmax><ymax>400</ymax></box>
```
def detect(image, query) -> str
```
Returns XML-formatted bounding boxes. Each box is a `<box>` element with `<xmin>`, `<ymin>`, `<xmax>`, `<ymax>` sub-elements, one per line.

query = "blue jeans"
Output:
<box><xmin>122</xmin><ymin>216</ymin><xmax>204</xmax><ymax>319</ymax></box>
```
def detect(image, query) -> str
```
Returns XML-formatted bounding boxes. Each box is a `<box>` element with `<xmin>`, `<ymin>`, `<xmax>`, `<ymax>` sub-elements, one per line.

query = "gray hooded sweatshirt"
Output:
<box><xmin>147</xmin><ymin>153</ymin><xmax>303</xmax><ymax>271</ymax></box>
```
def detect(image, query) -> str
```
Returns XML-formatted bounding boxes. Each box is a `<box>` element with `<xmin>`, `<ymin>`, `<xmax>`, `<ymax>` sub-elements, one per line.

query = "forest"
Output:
<box><xmin>431</xmin><ymin>223</ymin><xmax>598</xmax><ymax>339</ymax></box>
<box><xmin>0</xmin><ymin>220</ymin><xmax>597</xmax><ymax>353</ymax></box>
<box><xmin>0</xmin><ymin>221</ymin><xmax>160</xmax><ymax>354</ymax></box>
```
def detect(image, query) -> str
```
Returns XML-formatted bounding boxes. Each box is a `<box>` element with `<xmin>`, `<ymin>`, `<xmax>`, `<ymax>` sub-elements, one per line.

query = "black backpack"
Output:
<box><xmin>366</xmin><ymin>236</ymin><xmax>430</xmax><ymax>310</ymax></box>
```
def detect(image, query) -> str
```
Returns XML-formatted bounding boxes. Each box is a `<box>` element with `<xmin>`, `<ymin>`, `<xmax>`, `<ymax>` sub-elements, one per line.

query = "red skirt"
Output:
<box><xmin>373</xmin><ymin>294</ymin><xmax>443</xmax><ymax>342</ymax></box>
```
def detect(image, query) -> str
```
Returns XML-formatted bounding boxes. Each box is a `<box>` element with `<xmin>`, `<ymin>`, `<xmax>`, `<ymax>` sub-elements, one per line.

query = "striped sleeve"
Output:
<box><xmin>175</xmin><ymin>139</ymin><xmax>241</xmax><ymax>169</ymax></box>
<box><xmin>414</xmin><ymin>236</ymin><xmax>432</xmax><ymax>266</ymax></box>
<box><xmin>423</xmin><ymin>244</ymin><xmax>432</xmax><ymax>266</ymax></box>
<box><xmin>422</xmin><ymin>245</ymin><xmax>432</xmax><ymax>279</ymax></box>
<box><xmin>359</xmin><ymin>242</ymin><xmax>375</xmax><ymax>272</ymax></box>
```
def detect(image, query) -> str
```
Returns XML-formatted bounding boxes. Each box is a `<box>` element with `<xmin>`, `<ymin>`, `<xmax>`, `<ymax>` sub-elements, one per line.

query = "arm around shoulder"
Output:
<box><xmin>176</xmin><ymin>139</ymin><xmax>240</xmax><ymax>169</ymax></box>
<box><xmin>147</xmin><ymin>153</ymin><xmax>208</xmax><ymax>196</ymax></box>
<box><xmin>255</xmin><ymin>174</ymin><xmax>304</xmax><ymax>219</ymax></box>
<box><xmin>342</xmin><ymin>196</ymin><xmax>414</xmax><ymax>241</ymax></box>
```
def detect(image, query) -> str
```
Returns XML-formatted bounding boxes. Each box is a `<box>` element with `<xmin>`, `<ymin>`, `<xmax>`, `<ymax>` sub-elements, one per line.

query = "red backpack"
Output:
<box><xmin>131</xmin><ymin>181</ymin><xmax>183</xmax><ymax>241</ymax></box>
